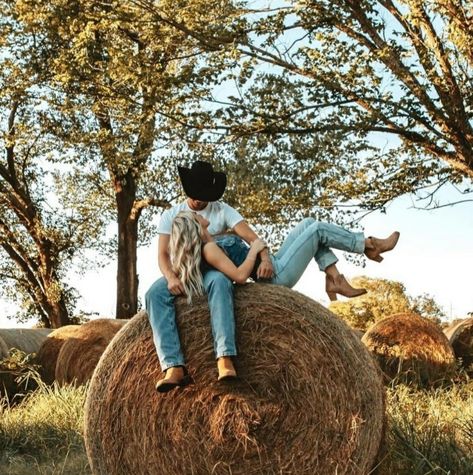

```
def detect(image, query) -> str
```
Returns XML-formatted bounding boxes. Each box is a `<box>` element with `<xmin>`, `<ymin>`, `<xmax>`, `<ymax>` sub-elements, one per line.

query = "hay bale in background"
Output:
<box><xmin>0</xmin><ymin>338</ymin><xmax>8</xmax><ymax>359</ymax></box>
<box><xmin>36</xmin><ymin>325</ymin><xmax>81</xmax><ymax>384</ymax></box>
<box><xmin>0</xmin><ymin>329</ymin><xmax>51</xmax><ymax>402</ymax></box>
<box><xmin>85</xmin><ymin>285</ymin><xmax>385</xmax><ymax>475</ymax></box>
<box><xmin>353</xmin><ymin>328</ymin><xmax>365</xmax><ymax>339</ymax></box>
<box><xmin>55</xmin><ymin>319</ymin><xmax>128</xmax><ymax>386</ymax></box>
<box><xmin>362</xmin><ymin>313</ymin><xmax>455</xmax><ymax>386</ymax></box>
<box><xmin>444</xmin><ymin>317</ymin><xmax>473</xmax><ymax>371</ymax></box>
<box><xmin>0</xmin><ymin>329</ymin><xmax>52</xmax><ymax>359</ymax></box>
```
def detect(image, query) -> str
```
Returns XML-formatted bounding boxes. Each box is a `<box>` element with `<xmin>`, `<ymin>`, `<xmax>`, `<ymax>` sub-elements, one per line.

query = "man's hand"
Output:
<box><xmin>257</xmin><ymin>259</ymin><xmax>274</xmax><ymax>279</ymax></box>
<box><xmin>167</xmin><ymin>275</ymin><xmax>185</xmax><ymax>295</ymax></box>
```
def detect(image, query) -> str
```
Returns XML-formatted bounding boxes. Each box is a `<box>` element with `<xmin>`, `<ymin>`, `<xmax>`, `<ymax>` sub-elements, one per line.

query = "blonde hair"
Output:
<box><xmin>170</xmin><ymin>211</ymin><xmax>205</xmax><ymax>303</ymax></box>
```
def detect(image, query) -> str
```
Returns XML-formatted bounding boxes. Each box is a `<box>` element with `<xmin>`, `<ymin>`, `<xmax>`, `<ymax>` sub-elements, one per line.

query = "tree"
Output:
<box><xmin>0</xmin><ymin>90</ymin><xmax>106</xmax><ymax>327</ymax></box>
<box><xmin>329</xmin><ymin>276</ymin><xmax>445</xmax><ymax>331</ymax></box>
<box><xmin>205</xmin><ymin>0</ymin><xmax>473</xmax><ymax>211</ymax></box>
<box><xmin>1</xmin><ymin>0</ymin><xmax>245</xmax><ymax>318</ymax></box>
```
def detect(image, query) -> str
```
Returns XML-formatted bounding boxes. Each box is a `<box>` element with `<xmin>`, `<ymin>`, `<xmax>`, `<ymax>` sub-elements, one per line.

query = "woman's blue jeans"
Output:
<box><xmin>145</xmin><ymin>270</ymin><xmax>236</xmax><ymax>371</ymax></box>
<box><xmin>270</xmin><ymin>217</ymin><xmax>366</xmax><ymax>288</ymax></box>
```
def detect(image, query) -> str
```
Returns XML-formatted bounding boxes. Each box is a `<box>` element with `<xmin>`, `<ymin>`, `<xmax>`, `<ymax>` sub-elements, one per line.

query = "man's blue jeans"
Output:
<box><xmin>145</xmin><ymin>270</ymin><xmax>236</xmax><ymax>371</ymax></box>
<box><xmin>270</xmin><ymin>217</ymin><xmax>365</xmax><ymax>288</ymax></box>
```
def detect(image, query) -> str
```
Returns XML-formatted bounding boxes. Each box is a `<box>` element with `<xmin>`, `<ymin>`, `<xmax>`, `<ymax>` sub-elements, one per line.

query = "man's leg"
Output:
<box><xmin>145</xmin><ymin>277</ymin><xmax>185</xmax><ymax>371</ymax></box>
<box><xmin>203</xmin><ymin>270</ymin><xmax>237</xmax><ymax>359</ymax></box>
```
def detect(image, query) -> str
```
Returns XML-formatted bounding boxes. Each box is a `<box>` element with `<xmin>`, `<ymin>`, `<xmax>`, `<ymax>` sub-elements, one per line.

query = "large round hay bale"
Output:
<box><xmin>55</xmin><ymin>318</ymin><xmax>128</xmax><ymax>386</ymax></box>
<box><xmin>85</xmin><ymin>284</ymin><xmax>385</xmax><ymax>475</ymax></box>
<box><xmin>0</xmin><ymin>328</ymin><xmax>52</xmax><ymax>359</ymax></box>
<box><xmin>444</xmin><ymin>317</ymin><xmax>473</xmax><ymax>371</ymax></box>
<box><xmin>362</xmin><ymin>313</ymin><xmax>455</xmax><ymax>385</ymax></box>
<box><xmin>36</xmin><ymin>325</ymin><xmax>82</xmax><ymax>384</ymax></box>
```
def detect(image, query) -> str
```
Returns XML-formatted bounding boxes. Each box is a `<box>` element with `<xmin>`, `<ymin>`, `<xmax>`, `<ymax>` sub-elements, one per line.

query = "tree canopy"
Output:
<box><xmin>329</xmin><ymin>276</ymin><xmax>445</xmax><ymax>331</ymax></box>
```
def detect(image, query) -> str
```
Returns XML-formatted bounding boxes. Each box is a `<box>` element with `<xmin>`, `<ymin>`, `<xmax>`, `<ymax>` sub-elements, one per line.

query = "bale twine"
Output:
<box><xmin>85</xmin><ymin>284</ymin><xmax>385</xmax><ymax>475</ymax></box>
<box><xmin>36</xmin><ymin>325</ymin><xmax>82</xmax><ymax>384</ymax></box>
<box><xmin>0</xmin><ymin>328</ymin><xmax>52</xmax><ymax>359</ymax></box>
<box><xmin>55</xmin><ymin>319</ymin><xmax>128</xmax><ymax>386</ymax></box>
<box><xmin>444</xmin><ymin>317</ymin><xmax>473</xmax><ymax>371</ymax></box>
<box><xmin>362</xmin><ymin>313</ymin><xmax>455</xmax><ymax>385</ymax></box>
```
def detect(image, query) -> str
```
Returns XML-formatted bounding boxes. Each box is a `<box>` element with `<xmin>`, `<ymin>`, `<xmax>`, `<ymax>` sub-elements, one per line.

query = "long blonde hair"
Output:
<box><xmin>170</xmin><ymin>211</ymin><xmax>205</xmax><ymax>303</ymax></box>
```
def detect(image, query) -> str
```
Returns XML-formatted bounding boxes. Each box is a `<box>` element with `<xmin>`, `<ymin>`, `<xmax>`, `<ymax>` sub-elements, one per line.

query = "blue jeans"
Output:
<box><xmin>145</xmin><ymin>270</ymin><xmax>236</xmax><ymax>371</ymax></box>
<box><xmin>270</xmin><ymin>218</ymin><xmax>365</xmax><ymax>288</ymax></box>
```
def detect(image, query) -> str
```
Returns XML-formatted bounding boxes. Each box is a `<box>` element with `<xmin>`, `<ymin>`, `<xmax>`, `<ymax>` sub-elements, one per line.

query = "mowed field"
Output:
<box><xmin>0</xmin><ymin>378</ymin><xmax>472</xmax><ymax>475</ymax></box>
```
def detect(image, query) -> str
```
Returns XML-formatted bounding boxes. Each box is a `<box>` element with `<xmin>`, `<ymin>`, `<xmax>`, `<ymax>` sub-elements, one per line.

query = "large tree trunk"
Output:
<box><xmin>115</xmin><ymin>171</ymin><xmax>139</xmax><ymax>319</ymax></box>
<box><xmin>46</xmin><ymin>298</ymin><xmax>72</xmax><ymax>329</ymax></box>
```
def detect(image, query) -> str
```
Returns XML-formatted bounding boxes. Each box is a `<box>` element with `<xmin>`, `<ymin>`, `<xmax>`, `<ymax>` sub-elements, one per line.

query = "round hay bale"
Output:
<box><xmin>0</xmin><ymin>328</ymin><xmax>52</xmax><ymax>359</ymax></box>
<box><xmin>0</xmin><ymin>338</ymin><xmax>9</xmax><ymax>359</ymax></box>
<box><xmin>55</xmin><ymin>318</ymin><xmax>128</xmax><ymax>386</ymax></box>
<box><xmin>85</xmin><ymin>284</ymin><xmax>385</xmax><ymax>475</ymax></box>
<box><xmin>353</xmin><ymin>328</ymin><xmax>365</xmax><ymax>339</ymax></box>
<box><xmin>36</xmin><ymin>325</ymin><xmax>82</xmax><ymax>384</ymax></box>
<box><xmin>444</xmin><ymin>317</ymin><xmax>473</xmax><ymax>371</ymax></box>
<box><xmin>362</xmin><ymin>313</ymin><xmax>455</xmax><ymax>385</ymax></box>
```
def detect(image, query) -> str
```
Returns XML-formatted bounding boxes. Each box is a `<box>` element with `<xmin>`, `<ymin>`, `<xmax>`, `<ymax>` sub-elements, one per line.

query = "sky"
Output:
<box><xmin>1</xmin><ymin>182</ymin><xmax>470</xmax><ymax>328</ymax></box>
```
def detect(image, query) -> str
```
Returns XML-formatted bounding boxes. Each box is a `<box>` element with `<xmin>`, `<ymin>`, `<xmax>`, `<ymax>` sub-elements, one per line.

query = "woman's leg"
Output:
<box><xmin>275</xmin><ymin>217</ymin><xmax>339</xmax><ymax>272</ymax></box>
<box><xmin>271</xmin><ymin>220</ymin><xmax>365</xmax><ymax>288</ymax></box>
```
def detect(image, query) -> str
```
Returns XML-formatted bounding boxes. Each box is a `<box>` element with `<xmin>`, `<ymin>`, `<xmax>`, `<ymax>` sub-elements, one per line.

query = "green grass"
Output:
<box><xmin>0</xmin><ymin>379</ymin><xmax>89</xmax><ymax>475</ymax></box>
<box><xmin>378</xmin><ymin>380</ymin><xmax>473</xmax><ymax>474</ymax></box>
<box><xmin>0</xmin><ymin>376</ymin><xmax>472</xmax><ymax>474</ymax></box>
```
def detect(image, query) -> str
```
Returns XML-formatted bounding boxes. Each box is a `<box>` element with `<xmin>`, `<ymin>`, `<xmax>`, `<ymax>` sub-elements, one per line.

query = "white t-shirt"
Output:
<box><xmin>157</xmin><ymin>201</ymin><xmax>244</xmax><ymax>236</ymax></box>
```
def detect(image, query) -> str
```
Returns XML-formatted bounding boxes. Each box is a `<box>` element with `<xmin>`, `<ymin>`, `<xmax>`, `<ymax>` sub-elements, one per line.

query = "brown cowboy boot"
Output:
<box><xmin>325</xmin><ymin>274</ymin><xmax>367</xmax><ymax>301</ymax></box>
<box><xmin>364</xmin><ymin>231</ymin><xmax>400</xmax><ymax>262</ymax></box>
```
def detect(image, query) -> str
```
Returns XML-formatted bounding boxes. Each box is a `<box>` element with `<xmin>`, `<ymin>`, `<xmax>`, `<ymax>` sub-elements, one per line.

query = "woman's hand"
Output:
<box><xmin>167</xmin><ymin>275</ymin><xmax>185</xmax><ymax>295</ymax></box>
<box><xmin>250</xmin><ymin>238</ymin><xmax>267</xmax><ymax>254</ymax></box>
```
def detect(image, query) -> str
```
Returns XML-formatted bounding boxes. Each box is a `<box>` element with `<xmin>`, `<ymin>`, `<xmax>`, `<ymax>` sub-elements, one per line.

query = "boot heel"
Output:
<box><xmin>327</xmin><ymin>291</ymin><xmax>337</xmax><ymax>301</ymax></box>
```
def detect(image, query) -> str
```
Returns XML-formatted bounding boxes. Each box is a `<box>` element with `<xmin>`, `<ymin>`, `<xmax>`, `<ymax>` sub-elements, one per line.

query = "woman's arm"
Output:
<box><xmin>203</xmin><ymin>240</ymin><xmax>266</xmax><ymax>284</ymax></box>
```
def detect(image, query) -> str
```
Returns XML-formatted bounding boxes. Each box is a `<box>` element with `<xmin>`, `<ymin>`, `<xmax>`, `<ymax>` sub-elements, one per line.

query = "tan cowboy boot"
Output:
<box><xmin>325</xmin><ymin>274</ymin><xmax>367</xmax><ymax>301</ymax></box>
<box><xmin>364</xmin><ymin>231</ymin><xmax>400</xmax><ymax>262</ymax></box>
<box><xmin>156</xmin><ymin>366</ymin><xmax>192</xmax><ymax>393</ymax></box>
<box><xmin>217</xmin><ymin>356</ymin><xmax>237</xmax><ymax>381</ymax></box>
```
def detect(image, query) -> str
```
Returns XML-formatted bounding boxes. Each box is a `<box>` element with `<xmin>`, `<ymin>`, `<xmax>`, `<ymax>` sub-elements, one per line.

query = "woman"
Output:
<box><xmin>169</xmin><ymin>211</ymin><xmax>400</xmax><ymax>379</ymax></box>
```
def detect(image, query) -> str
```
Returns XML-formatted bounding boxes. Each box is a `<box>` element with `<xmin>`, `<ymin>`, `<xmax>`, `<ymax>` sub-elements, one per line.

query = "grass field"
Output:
<box><xmin>0</xmin><ymin>377</ymin><xmax>472</xmax><ymax>474</ymax></box>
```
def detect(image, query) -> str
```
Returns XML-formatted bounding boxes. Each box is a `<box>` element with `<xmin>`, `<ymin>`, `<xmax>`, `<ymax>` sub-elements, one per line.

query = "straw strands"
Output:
<box><xmin>84</xmin><ymin>284</ymin><xmax>385</xmax><ymax>475</ymax></box>
<box><xmin>36</xmin><ymin>325</ymin><xmax>82</xmax><ymax>385</ymax></box>
<box><xmin>362</xmin><ymin>313</ymin><xmax>455</xmax><ymax>386</ymax></box>
<box><xmin>55</xmin><ymin>319</ymin><xmax>128</xmax><ymax>386</ymax></box>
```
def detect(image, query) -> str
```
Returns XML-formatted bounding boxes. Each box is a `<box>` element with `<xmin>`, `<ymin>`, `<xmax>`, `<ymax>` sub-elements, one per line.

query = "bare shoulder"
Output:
<box><xmin>202</xmin><ymin>241</ymin><xmax>224</xmax><ymax>262</ymax></box>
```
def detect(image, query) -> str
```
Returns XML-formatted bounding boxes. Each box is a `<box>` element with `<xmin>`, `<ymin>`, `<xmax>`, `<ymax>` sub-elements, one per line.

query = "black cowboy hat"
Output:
<box><xmin>177</xmin><ymin>160</ymin><xmax>227</xmax><ymax>201</ymax></box>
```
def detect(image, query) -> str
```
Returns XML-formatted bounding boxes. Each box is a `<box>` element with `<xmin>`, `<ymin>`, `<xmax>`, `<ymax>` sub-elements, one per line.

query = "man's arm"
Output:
<box><xmin>158</xmin><ymin>234</ymin><xmax>185</xmax><ymax>295</ymax></box>
<box><xmin>232</xmin><ymin>221</ymin><xmax>274</xmax><ymax>279</ymax></box>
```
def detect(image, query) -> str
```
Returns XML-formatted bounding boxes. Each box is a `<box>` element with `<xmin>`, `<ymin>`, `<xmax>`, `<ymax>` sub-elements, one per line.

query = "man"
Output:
<box><xmin>145</xmin><ymin>160</ymin><xmax>273</xmax><ymax>392</ymax></box>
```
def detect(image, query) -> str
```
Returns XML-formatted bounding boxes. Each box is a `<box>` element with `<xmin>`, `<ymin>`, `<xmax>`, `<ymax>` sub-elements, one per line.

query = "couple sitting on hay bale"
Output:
<box><xmin>145</xmin><ymin>160</ymin><xmax>400</xmax><ymax>392</ymax></box>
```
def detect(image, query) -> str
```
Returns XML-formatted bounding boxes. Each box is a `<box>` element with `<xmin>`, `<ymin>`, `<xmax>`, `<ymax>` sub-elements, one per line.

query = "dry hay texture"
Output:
<box><xmin>0</xmin><ymin>328</ymin><xmax>52</xmax><ymax>359</ymax></box>
<box><xmin>362</xmin><ymin>312</ymin><xmax>455</xmax><ymax>386</ymax></box>
<box><xmin>55</xmin><ymin>319</ymin><xmax>128</xmax><ymax>386</ymax></box>
<box><xmin>36</xmin><ymin>325</ymin><xmax>82</xmax><ymax>384</ymax></box>
<box><xmin>444</xmin><ymin>317</ymin><xmax>473</xmax><ymax>370</ymax></box>
<box><xmin>85</xmin><ymin>284</ymin><xmax>385</xmax><ymax>475</ymax></box>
